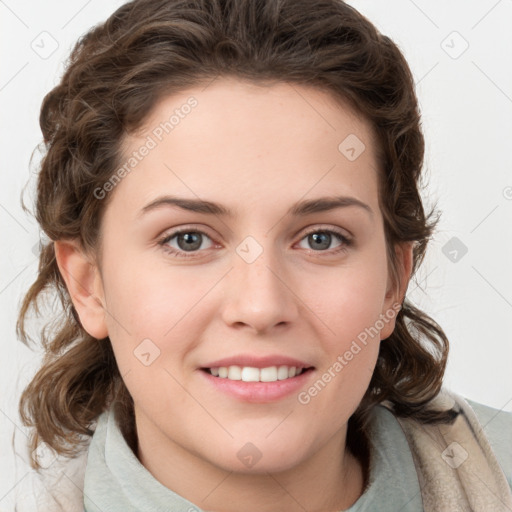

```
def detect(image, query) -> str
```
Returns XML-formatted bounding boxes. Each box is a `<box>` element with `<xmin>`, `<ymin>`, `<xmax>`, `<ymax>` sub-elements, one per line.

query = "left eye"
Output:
<box><xmin>297</xmin><ymin>230</ymin><xmax>350</xmax><ymax>252</ymax></box>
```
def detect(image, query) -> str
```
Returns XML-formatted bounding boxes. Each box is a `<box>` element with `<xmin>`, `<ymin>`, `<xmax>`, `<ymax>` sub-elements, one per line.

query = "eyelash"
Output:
<box><xmin>157</xmin><ymin>226</ymin><xmax>353</xmax><ymax>259</ymax></box>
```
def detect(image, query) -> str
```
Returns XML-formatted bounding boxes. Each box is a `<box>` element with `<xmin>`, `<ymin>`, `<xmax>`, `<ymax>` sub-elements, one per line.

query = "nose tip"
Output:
<box><xmin>221</xmin><ymin>245</ymin><xmax>299</xmax><ymax>333</ymax></box>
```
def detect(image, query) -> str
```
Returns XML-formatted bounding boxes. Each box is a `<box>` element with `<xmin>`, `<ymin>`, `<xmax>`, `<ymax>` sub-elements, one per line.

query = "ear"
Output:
<box><xmin>379</xmin><ymin>241</ymin><xmax>414</xmax><ymax>340</ymax></box>
<box><xmin>54</xmin><ymin>239</ymin><xmax>109</xmax><ymax>340</ymax></box>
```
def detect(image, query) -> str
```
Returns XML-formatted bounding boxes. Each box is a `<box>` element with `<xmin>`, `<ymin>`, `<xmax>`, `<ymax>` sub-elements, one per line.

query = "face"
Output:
<box><xmin>66</xmin><ymin>78</ymin><xmax>409</xmax><ymax>479</ymax></box>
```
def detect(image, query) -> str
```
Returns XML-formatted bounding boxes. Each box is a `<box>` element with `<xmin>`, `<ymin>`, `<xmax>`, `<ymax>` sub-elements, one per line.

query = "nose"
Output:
<box><xmin>221</xmin><ymin>241</ymin><xmax>299</xmax><ymax>334</ymax></box>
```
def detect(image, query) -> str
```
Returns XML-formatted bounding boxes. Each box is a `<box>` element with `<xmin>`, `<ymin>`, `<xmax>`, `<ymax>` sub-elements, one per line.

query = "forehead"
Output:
<box><xmin>110</xmin><ymin>78</ymin><xmax>380</xmax><ymax>219</ymax></box>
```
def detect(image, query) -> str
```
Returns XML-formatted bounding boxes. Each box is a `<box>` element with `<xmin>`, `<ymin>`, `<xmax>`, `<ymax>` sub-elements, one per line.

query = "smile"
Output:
<box><xmin>199</xmin><ymin>365</ymin><xmax>315</xmax><ymax>403</ymax></box>
<box><xmin>205</xmin><ymin>365</ymin><xmax>309</xmax><ymax>382</ymax></box>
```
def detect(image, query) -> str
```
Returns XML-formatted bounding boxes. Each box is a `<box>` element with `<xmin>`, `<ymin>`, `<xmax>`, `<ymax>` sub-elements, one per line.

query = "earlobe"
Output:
<box><xmin>54</xmin><ymin>240</ymin><xmax>109</xmax><ymax>340</ymax></box>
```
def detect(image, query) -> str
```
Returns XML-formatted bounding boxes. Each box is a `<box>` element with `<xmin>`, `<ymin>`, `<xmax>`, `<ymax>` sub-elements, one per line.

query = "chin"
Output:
<box><xmin>205</xmin><ymin>437</ymin><xmax>311</xmax><ymax>475</ymax></box>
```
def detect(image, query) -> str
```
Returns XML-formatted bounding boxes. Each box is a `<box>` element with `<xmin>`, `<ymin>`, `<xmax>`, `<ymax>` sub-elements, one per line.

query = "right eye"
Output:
<box><xmin>158</xmin><ymin>228</ymin><xmax>217</xmax><ymax>259</ymax></box>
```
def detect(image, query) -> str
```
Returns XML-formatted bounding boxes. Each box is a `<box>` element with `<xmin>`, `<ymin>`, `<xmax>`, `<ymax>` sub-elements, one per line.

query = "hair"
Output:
<box><xmin>18</xmin><ymin>0</ymin><xmax>459</xmax><ymax>468</ymax></box>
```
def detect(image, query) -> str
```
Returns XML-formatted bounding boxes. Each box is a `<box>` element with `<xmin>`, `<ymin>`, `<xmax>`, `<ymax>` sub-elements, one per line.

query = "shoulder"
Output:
<box><xmin>375</xmin><ymin>388</ymin><xmax>512</xmax><ymax>508</ymax></box>
<box><xmin>12</xmin><ymin>418</ymin><xmax>95</xmax><ymax>512</ymax></box>
<box><xmin>464</xmin><ymin>396</ymin><xmax>512</xmax><ymax>489</ymax></box>
<box><xmin>12</xmin><ymin>446</ymin><xmax>88</xmax><ymax>512</ymax></box>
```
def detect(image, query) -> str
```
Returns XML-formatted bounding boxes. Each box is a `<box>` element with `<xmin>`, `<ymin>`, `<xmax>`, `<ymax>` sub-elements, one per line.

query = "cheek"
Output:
<box><xmin>311</xmin><ymin>259</ymin><xmax>389</xmax><ymax>347</ymax></box>
<box><xmin>101</xmin><ymin>255</ymin><xmax>216</xmax><ymax>367</ymax></box>
<box><xmin>303</xmin><ymin>266</ymin><xmax>387</xmax><ymax>414</ymax></box>
<box><xmin>104</xmin><ymin>250</ymin><xmax>203</xmax><ymax>328</ymax></box>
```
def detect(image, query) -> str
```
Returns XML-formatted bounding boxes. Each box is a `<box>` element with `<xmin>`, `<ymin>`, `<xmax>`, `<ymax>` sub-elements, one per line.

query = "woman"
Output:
<box><xmin>17</xmin><ymin>0</ymin><xmax>512</xmax><ymax>510</ymax></box>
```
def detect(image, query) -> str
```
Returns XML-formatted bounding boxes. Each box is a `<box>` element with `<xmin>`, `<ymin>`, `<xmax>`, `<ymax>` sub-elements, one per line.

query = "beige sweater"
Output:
<box><xmin>390</xmin><ymin>388</ymin><xmax>512</xmax><ymax>511</ymax></box>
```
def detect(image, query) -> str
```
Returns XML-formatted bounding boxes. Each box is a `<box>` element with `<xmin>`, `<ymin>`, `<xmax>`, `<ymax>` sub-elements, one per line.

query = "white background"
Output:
<box><xmin>1</xmin><ymin>0</ymin><xmax>511</xmax><ymax>509</ymax></box>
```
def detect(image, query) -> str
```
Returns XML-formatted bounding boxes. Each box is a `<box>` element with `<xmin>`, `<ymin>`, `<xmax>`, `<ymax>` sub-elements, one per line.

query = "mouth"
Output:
<box><xmin>201</xmin><ymin>365</ymin><xmax>315</xmax><ymax>383</ymax></box>
<box><xmin>199</xmin><ymin>354</ymin><xmax>316</xmax><ymax>402</ymax></box>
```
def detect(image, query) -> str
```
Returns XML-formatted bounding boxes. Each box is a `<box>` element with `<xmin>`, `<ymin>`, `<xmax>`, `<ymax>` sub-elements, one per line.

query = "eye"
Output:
<box><xmin>296</xmin><ymin>228</ymin><xmax>352</xmax><ymax>254</ymax></box>
<box><xmin>158</xmin><ymin>228</ymin><xmax>215</xmax><ymax>259</ymax></box>
<box><xmin>157</xmin><ymin>226</ymin><xmax>353</xmax><ymax>259</ymax></box>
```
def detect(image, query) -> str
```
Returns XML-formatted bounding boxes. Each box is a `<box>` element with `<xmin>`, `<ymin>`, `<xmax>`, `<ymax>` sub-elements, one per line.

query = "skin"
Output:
<box><xmin>56</xmin><ymin>77</ymin><xmax>413</xmax><ymax>512</ymax></box>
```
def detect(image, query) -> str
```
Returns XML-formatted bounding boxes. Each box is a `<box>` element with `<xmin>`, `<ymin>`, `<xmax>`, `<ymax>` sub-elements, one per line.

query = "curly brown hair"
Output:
<box><xmin>18</xmin><ymin>0</ymin><xmax>458</xmax><ymax>468</ymax></box>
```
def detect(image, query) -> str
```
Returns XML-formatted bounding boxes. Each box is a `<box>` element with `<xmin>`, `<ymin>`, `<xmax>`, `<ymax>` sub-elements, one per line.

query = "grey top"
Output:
<box><xmin>83</xmin><ymin>397</ymin><xmax>512</xmax><ymax>512</ymax></box>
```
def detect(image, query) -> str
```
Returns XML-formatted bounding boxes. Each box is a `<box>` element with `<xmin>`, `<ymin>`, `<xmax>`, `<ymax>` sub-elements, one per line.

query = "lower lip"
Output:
<box><xmin>199</xmin><ymin>368</ymin><xmax>315</xmax><ymax>403</ymax></box>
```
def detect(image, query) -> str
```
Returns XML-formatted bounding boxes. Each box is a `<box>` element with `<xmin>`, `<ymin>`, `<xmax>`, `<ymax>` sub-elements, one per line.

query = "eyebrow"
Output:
<box><xmin>138</xmin><ymin>195</ymin><xmax>374</xmax><ymax>219</ymax></box>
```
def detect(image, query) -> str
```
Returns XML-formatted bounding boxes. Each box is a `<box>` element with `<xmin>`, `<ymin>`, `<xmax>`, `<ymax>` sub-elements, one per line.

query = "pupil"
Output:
<box><xmin>178</xmin><ymin>232</ymin><xmax>201</xmax><ymax>251</ymax></box>
<box><xmin>310</xmin><ymin>232</ymin><xmax>330</xmax><ymax>250</ymax></box>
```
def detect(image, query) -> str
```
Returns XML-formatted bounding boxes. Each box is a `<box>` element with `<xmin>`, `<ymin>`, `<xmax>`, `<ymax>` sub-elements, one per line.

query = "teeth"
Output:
<box><xmin>277</xmin><ymin>366</ymin><xmax>289</xmax><ymax>380</ymax></box>
<box><xmin>228</xmin><ymin>366</ymin><xmax>242</xmax><ymax>380</ymax></box>
<box><xmin>241</xmin><ymin>367</ymin><xmax>260</xmax><ymax>382</ymax></box>
<box><xmin>260</xmin><ymin>367</ymin><xmax>277</xmax><ymax>382</ymax></box>
<box><xmin>208</xmin><ymin>365</ymin><xmax>304</xmax><ymax>382</ymax></box>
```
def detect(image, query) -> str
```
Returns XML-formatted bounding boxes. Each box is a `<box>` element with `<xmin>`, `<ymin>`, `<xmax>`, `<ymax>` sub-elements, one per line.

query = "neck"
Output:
<box><xmin>135</xmin><ymin>414</ymin><xmax>366</xmax><ymax>512</ymax></box>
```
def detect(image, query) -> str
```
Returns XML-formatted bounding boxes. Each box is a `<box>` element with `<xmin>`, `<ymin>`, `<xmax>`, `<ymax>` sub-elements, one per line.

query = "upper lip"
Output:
<box><xmin>201</xmin><ymin>355</ymin><xmax>314</xmax><ymax>370</ymax></box>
